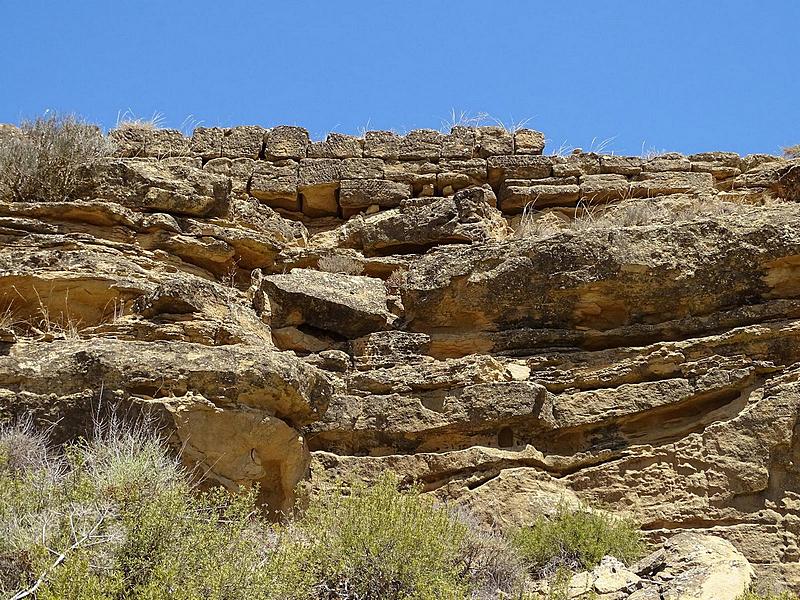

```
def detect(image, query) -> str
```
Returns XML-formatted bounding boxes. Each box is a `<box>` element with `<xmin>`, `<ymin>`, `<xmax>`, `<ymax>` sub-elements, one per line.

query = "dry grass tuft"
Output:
<box><xmin>515</xmin><ymin>195</ymin><xmax>794</xmax><ymax>241</ymax></box>
<box><xmin>114</xmin><ymin>109</ymin><xmax>166</xmax><ymax>131</ymax></box>
<box><xmin>784</xmin><ymin>145</ymin><xmax>800</xmax><ymax>159</ymax></box>
<box><xmin>317</xmin><ymin>255</ymin><xmax>364</xmax><ymax>276</ymax></box>
<box><xmin>385</xmin><ymin>268</ymin><xmax>407</xmax><ymax>291</ymax></box>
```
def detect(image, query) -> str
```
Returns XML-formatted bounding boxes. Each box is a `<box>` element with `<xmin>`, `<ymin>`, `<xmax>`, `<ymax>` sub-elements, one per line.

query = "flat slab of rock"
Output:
<box><xmin>342</xmin><ymin>185</ymin><xmax>509</xmax><ymax>255</ymax></box>
<box><xmin>261</xmin><ymin>269</ymin><xmax>392</xmax><ymax>338</ymax></box>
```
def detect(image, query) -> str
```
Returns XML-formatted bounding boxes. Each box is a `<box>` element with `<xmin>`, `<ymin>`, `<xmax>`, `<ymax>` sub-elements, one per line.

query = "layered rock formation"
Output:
<box><xmin>1</xmin><ymin>122</ymin><xmax>799</xmax><ymax>590</ymax></box>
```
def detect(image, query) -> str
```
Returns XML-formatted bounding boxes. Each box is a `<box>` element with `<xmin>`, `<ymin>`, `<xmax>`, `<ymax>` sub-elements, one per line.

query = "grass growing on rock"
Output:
<box><xmin>1</xmin><ymin>418</ymin><xmax>646</xmax><ymax>599</ymax></box>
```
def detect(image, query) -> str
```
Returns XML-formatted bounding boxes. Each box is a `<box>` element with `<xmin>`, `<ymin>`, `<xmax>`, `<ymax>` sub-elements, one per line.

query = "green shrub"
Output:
<box><xmin>0</xmin><ymin>415</ymin><xmax>283</xmax><ymax>600</ymax></box>
<box><xmin>2</xmin><ymin>416</ymin><xmax>654</xmax><ymax>599</ymax></box>
<box><xmin>284</xmin><ymin>475</ymin><xmax>472</xmax><ymax>599</ymax></box>
<box><xmin>0</xmin><ymin>112</ymin><xmax>111</xmax><ymax>203</ymax></box>
<box><xmin>511</xmin><ymin>503</ymin><xmax>645</xmax><ymax>578</ymax></box>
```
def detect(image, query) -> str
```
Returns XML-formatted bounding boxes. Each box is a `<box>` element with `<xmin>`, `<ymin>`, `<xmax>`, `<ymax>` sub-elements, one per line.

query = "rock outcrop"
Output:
<box><xmin>562</xmin><ymin>534</ymin><xmax>754</xmax><ymax>599</ymax></box>
<box><xmin>1</xmin><ymin>123</ymin><xmax>799</xmax><ymax>590</ymax></box>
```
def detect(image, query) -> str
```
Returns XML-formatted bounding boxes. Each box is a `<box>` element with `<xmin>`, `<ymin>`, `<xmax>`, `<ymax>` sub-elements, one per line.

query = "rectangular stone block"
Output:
<box><xmin>190</xmin><ymin>127</ymin><xmax>223</xmax><ymax>160</ymax></box>
<box><xmin>630</xmin><ymin>171</ymin><xmax>715</xmax><ymax>197</ymax></box>
<box><xmin>222</xmin><ymin>126</ymin><xmax>265</xmax><ymax>159</ymax></box>
<box><xmin>580</xmin><ymin>174</ymin><xmax>631</xmax><ymax>202</ymax></box>
<box><xmin>439</xmin><ymin>158</ymin><xmax>487</xmax><ymax>181</ymax></box>
<box><xmin>513</xmin><ymin>128</ymin><xmax>546</xmax><ymax>155</ymax></box>
<box><xmin>687</xmin><ymin>151</ymin><xmax>742</xmax><ymax>168</ymax></box>
<box><xmin>642</xmin><ymin>153</ymin><xmax>691</xmax><ymax>172</ymax></box>
<box><xmin>399</xmin><ymin>129</ymin><xmax>443</xmax><ymax>161</ymax></box>
<box><xmin>500</xmin><ymin>182</ymin><xmax>581</xmax><ymax>212</ymax></box>
<box><xmin>308</xmin><ymin>132</ymin><xmax>363</xmax><ymax>158</ymax></box>
<box><xmin>552</xmin><ymin>154</ymin><xmax>602</xmax><ymax>177</ymax></box>
<box><xmin>298</xmin><ymin>158</ymin><xmax>340</xmax><ymax>188</ymax></box>
<box><xmin>436</xmin><ymin>172</ymin><xmax>471</xmax><ymax>194</ymax></box>
<box><xmin>600</xmin><ymin>155</ymin><xmax>642</xmax><ymax>176</ymax></box>
<box><xmin>438</xmin><ymin>158</ymin><xmax>488</xmax><ymax>193</ymax></box>
<box><xmin>204</xmin><ymin>157</ymin><xmax>256</xmax><ymax>196</ymax></box>
<box><xmin>110</xmin><ymin>128</ymin><xmax>190</xmax><ymax>159</ymax></box>
<box><xmin>340</xmin><ymin>158</ymin><xmax>385</xmax><ymax>179</ymax></box>
<box><xmin>691</xmin><ymin>162</ymin><xmax>741</xmax><ymax>179</ymax></box>
<box><xmin>264</xmin><ymin>126</ymin><xmax>309</xmax><ymax>160</ymax></box>
<box><xmin>298</xmin><ymin>158</ymin><xmax>340</xmax><ymax>216</ymax></box>
<box><xmin>250</xmin><ymin>160</ymin><xmax>299</xmax><ymax>210</ymax></box>
<box><xmin>383</xmin><ymin>160</ymin><xmax>440</xmax><ymax>186</ymax></box>
<box><xmin>476</xmin><ymin>126</ymin><xmax>513</xmax><ymax>157</ymax></box>
<box><xmin>339</xmin><ymin>179</ymin><xmax>412</xmax><ymax>209</ymax></box>
<box><xmin>364</xmin><ymin>130</ymin><xmax>400</xmax><ymax>160</ymax></box>
<box><xmin>441</xmin><ymin>126</ymin><xmax>476</xmax><ymax>159</ymax></box>
<box><xmin>301</xmin><ymin>185</ymin><xmax>338</xmax><ymax>217</ymax></box>
<box><xmin>487</xmin><ymin>155</ymin><xmax>552</xmax><ymax>186</ymax></box>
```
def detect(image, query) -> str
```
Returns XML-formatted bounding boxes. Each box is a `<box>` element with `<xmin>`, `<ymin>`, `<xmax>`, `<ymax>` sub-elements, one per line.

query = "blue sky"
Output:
<box><xmin>1</xmin><ymin>1</ymin><xmax>798</xmax><ymax>156</ymax></box>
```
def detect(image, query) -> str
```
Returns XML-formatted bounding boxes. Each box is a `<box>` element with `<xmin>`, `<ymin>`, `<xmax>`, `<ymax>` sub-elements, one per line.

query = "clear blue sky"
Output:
<box><xmin>1</xmin><ymin>1</ymin><xmax>798</xmax><ymax>156</ymax></box>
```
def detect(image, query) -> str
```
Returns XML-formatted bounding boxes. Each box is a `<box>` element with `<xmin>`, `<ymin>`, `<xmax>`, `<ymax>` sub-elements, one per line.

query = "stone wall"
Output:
<box><xmin>110</xmin><ymin>125</ymin><xmax>787</xmax><ymax>221</ymax></box>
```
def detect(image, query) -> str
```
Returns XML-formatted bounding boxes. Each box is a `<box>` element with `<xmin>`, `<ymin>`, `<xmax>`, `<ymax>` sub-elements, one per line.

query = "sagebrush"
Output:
<box><xmin>0</xmin><ymin>113</ymin><xmax>111</xmax><ymax>203</ymax></box>
<box><xmin>1</xmin><ymin>417</ymin><xmax>649</xmax><ymax>599</ymax></box>
<box><xmin>511</xmin><ymin>503</ymin><xmax>645</xmax><ymax>578</ymax></box>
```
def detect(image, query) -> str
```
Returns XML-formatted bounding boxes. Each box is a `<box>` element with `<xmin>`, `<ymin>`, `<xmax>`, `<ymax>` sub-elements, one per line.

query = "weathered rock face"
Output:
<box><xmin>562</xmin><ymin>534</ymin><xmax>754</xmax><ymax>599</ymax></box>
<box><xmin>1</xmin><ymin>123</ymin><xmax>799</xmax><ymax>589</ymax></box>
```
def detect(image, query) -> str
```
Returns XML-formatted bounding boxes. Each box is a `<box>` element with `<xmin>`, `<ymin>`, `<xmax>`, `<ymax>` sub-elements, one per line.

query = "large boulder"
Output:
<box><xmin>403</xmin><ymin>206</ymin><xmax>800</xmax><ymax>333</ymax></box>
<box><xmin>340</xmin><ymin>185</ymin><xmax>509</xmax><ymax>255</ymax></box>
<box><xmin>0</xmin><ymin>338</ymin><xmax>334</xmax><ymax>514</ymax></box>
<box><xmin>260</xmin><ymin>268</ymin><xmax>393</xmax><ymax>338</ymax></box>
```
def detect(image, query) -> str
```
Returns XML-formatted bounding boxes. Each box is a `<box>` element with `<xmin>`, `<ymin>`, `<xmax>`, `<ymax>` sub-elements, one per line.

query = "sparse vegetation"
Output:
<box><xmin>114</xmin><ymin>109</ymin><xmax>167</xmax><ymax>131</ymax></box>
<box><xmin>784</xmin><ymin>145</ymin><xmax>800</xmax><ymax>159</ymax></box>
<box><xmin>737</xmin><ymin>592</ymin><xmax>799</xmax><ymax>600</ymax></box>
<box><xmin>317</xmin><ymin>255</ymin><xmax>364</xmax><ymax>276</ymax></box>
<box><xmin>0</xmin><ymin>113</ymin><xmax>112</xmax><ymax>203</ymax></box>
<box><xmin>4</xmin><ymin>417</ymin><xmax>577</xmax><ymax>599</ymax></box>
<box><xmin>0</xmin><ymin>417</ymin><xmax>649</xmax><ymax>599</ymax></box>
<box><xmin>515</xmin><ymin>195</ymin><xmax>795</xmax><ymax>241</ymax></box>
<box><xmin>511</xmin><ymin>503</ymin><xmax>645</xmax><ymax>579</ymax></box>
<box><xmin>385</xmin><ymin>268</ymin><xmax>407</xmax><ymax>291</ymax></box>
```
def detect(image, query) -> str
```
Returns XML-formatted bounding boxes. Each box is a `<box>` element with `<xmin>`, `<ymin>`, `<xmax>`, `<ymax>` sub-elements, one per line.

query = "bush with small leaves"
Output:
<box><xmin>0</xmin><ymin>113</ymin><xmax>112</xmax><ymax>203</ymax></box>
<box><xmin>511</xmin><ymin>503</ymin><xmax>645</xmax><ymax>578</ymax></box>
<box><xmin>2</xmin><ymin>416</ymin><xmax>658</xmax><ymax>599</ymax></box>
<box><xmin>0</xmin><ymin>418</ymin><xmax>52</xmax><ymax>476</ymax></box>
<box><xmin>285</xmin><ymin>475</ymin><xmax>472</xmax><ymax>599</ymax></box>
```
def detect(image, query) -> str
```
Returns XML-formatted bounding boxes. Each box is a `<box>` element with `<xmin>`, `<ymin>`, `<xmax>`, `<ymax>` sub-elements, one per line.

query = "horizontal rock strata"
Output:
<box><xmin>1</xmin><ymin>122</ymin><xmax>799</xmax><ymax>590</ymax></box>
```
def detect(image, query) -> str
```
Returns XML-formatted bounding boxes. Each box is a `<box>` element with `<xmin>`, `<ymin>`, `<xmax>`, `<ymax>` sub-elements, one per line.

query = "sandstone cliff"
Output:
<box><xmin>1</xmin><ymin>122</ymin><xmax>799</xmax><ymax>591</ymax></box>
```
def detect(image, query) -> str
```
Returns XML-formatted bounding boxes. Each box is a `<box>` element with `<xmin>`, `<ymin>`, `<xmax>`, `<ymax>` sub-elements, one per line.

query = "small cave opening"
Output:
<box><xmin>497</xmin><ymin>426</ymin><xmax>514</xmax><ymax>448</ymax></box>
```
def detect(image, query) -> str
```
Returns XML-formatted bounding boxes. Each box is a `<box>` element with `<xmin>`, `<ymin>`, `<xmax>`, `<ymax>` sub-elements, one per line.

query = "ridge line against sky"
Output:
<box><xmin>1</xmin><ymin>1</ymin><xmax>798</xmax><ymax>156</ymax></box>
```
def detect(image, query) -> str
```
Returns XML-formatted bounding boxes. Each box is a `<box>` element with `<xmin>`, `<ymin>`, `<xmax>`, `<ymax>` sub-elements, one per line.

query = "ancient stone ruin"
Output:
<box><xmin>2</xmin><ymin>121</ymin><xmax>800</xmax><ymax>594</ymax></box>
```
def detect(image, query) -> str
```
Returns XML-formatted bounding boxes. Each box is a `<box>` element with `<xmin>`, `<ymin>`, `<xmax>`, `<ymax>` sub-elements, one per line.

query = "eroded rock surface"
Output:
<box><xmin>562</xmin><ymin>534</ymin><xmax>754</xmax><ymax>599</ymax></box>
<box><xmin>1</xmin><ymin>123</ymin><xmax>799</xmax><ymax>589</ymax></box>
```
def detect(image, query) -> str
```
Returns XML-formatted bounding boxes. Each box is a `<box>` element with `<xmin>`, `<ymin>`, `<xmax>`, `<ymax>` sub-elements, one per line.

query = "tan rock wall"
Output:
<box><xmin>1</xmin><ymin>122</ymin><xmax>800</xmax><ymax>591</ymax></box>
